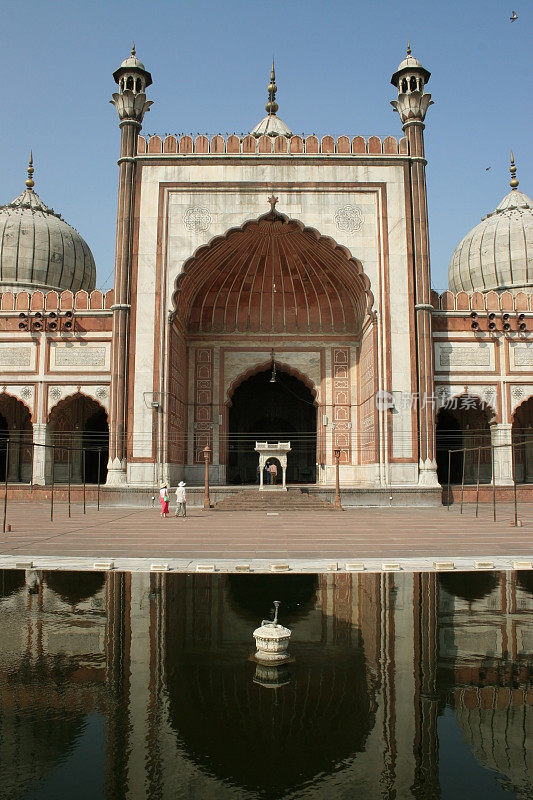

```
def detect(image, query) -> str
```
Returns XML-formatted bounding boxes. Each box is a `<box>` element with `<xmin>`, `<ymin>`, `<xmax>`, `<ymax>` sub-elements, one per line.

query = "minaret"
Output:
<box><xmin>107</xmin><ymin>45</ymin><xmax>153</xmax><ymax>485</ymax></box>
<box><xmin>391</xmin><ymin>45</ymin><xmax>438</xmax><ymax>486</ymax></box>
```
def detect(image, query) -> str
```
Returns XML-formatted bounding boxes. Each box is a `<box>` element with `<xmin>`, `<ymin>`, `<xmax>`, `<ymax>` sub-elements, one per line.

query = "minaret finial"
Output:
<box><xmin>25</xmin><ymin>150</ymin><xmax>34</xmax><ymax>190</ymax></box>
<box><xmin>131</xmin><ymin>41</ymin><xmax>136</xmax><ymax>56</ymax></box>
<box><xmin>265</xmin><ymin>60</ymin><xmax>278</xmax><ymax>116</ymax></box>
<box><xmin>510</xmin><ymin>151</ymin><xmax>519</xmax><ymax>189</ymax></box>
<box><xmin>407</xmin><ymin>41</ymin><xmax>411</xmax><ymax>55</ymax></box>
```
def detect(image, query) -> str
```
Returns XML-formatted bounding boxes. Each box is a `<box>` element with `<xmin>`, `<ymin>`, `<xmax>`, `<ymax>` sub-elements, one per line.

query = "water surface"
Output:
<box><xmin>0</xmin><ymin>569</ymin><xmax>531</xmax><ymax>799</ymax></box>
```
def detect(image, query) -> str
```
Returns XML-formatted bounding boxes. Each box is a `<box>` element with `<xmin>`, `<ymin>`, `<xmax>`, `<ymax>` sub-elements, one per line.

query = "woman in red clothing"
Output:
<box><xmin>159</xmin><ymin>482</ymin><xmax>170</xmax><ymax>517</ymax></box>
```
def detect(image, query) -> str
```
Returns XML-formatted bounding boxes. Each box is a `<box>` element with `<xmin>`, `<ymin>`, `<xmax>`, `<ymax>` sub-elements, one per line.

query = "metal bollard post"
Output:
<box><xmin>97</xmin><ymin>449</ymin><xmax>101</xmax><ymax>511</ymax></box>
<box><xmin>50</xmin><ymin>449</ymin><xmax>55</xmax><ymax>523</ymax></box>
<box><xmin>67</xmin><ymin>448</ymin><xmax>71</xmax><ymax>518</ymax></box>
<box><xmin>512</xmin><ymin>444</ymin><xmax>518</xmax><ymax>527</ymax></box>
<box><xmin>3</xmin><ymin>440</ymin><xmax>9</xmax><ymax>534</ymax></box>
<box><xmin>30</xmin><ymin>440</ymin><xmax>34</xmax><ymax>495</ymax></box>
<box><xmin>460</xmin><ymin>448</ymin><xmax>466</xmax><ymax>514</ymax></box>
<box><xmin>475</xmin><ymin>446</ymin><xmax>481</xmax><ymax>518</ymax></box>
<box><xmin>447</xmin><ymin>449</ymin><xmax>451</xmax><ymax>509</ymax></box>
<box><xmin>491</xmin><ymin>445</ymin><xmax>496</xmax><ymax>522</ymax></box>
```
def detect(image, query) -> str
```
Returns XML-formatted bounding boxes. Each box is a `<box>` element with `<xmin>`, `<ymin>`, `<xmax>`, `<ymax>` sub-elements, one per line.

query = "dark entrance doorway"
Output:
<box><xmin>435</xmin><ymin>409</ymin><xmax>462</xmax><ymax>484</ymax></box>
<box><xmin>83</xmin><ymin>410</ymin><xmax>109</xmax><ymax>484</ymax></box>
<box><xmin>435</xmin><ymin>398</ymin><xmax>493</xmax><ymax>485</ymax></box>
<box><xmin>227</xmin><ymin>369</ymin><xmax>317</xmax><ymax>484</ymax></box>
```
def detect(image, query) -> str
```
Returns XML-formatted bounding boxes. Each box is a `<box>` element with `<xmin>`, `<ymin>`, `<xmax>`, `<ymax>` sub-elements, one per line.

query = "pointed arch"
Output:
<box><xmin>172</xmin><ymin>212</ymin><xmax>373</xmax><ymax>335</ymax></box>
<box><xmin>226</xmin><ymin>360</ymin><xmax>319</xmax><ymax>407</ymax></box>
<box><xmin>0</xmin><ymin>390</ymin><xmax>33</xmax><ymax>422</ymax></box>
<box><xmin>48</xmin><ymin>392</ymin><xmax>109</xmax><ymax>483</ymax></box>
<box><xmin>48</xmin><ymin>391</ymin><xmax>108</xmax><ymax>423</ymax></box>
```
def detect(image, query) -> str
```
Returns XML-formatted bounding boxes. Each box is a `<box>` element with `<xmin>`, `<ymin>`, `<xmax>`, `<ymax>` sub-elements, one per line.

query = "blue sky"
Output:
<box><xmin>1</xmin><ymin>0</ymin><xmax>530</xmax><ymax>291</ymax></box>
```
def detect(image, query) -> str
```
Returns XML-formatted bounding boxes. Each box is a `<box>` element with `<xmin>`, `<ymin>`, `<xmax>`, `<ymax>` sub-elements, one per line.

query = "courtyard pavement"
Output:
<box><xmin>0</xmin><ymin>500</ymin><xmax>532</xmax><ymax>574</ymax></box>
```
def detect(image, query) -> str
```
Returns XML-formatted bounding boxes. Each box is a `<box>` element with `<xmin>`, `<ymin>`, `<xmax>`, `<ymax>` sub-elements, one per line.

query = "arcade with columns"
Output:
<box><xmin>0</xmin><ymin>45</ymin><xmax>532</xmax><ymax>502</ymax></box>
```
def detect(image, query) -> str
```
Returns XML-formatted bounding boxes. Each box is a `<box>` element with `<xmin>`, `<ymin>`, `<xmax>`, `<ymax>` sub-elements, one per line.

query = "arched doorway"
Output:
<box><xmin>227</xmin><ymin>368</ymin><xmax>317</xmax><ymax>484</ymax></box>
<box><xmin>435</xmin><ymin>396</ymin><xmax>493</xmax><ymax>484</ymax></box>
<box><xmin>167</xmin><ymin>208</ymin><xmax>373</xmax><ymax>485</ymax></box>
<box><xmin>49</xmin><ymin>394</ymin><xmax>109</xmax><ymax>484</ymax></box>
<box><xmin>0</xmin><ymin>394</ymin><xmax>32</xmax><ymax>483</ymax></box>
<box><xmin>512</xmin><ymin>397</ymin><xmax>533</xmax><ymax>483</ymax></box>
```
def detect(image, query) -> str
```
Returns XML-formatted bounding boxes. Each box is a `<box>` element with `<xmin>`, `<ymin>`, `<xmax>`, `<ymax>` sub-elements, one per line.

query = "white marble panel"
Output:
<box><xmin>434</xmin><ymin>341</ymin><xmax>495</xmax><ymax>372</ymax></box>
<box><xmin>49</xmin><ymin>341</ymin><xmax>110</xmax><ymax>371</ymax></box>
<box><xmin>0</xmin><ymin>341</ymin><xmax>37</xmax><ymax>371</ymax></box>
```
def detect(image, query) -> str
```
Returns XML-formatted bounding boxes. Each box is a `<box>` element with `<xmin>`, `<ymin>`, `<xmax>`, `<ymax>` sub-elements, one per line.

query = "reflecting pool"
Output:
<box><xmin>0</xmin><ymin>570</ymin><xmax>532</xmax><ymax>799</ymax></box>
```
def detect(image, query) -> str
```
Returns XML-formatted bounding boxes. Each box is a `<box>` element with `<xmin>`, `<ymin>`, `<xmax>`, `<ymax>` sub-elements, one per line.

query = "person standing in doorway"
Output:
<box><xmin>175</xmin><ymin>481</ymin><xmax>187</xmax><ymax>517</ymax></box>
<box><xmin>269</xmin><ymin>461</ymin><xmax>278</xmax><ymax>485</ymax></box>
<box><xmin>159</xmin><ymin>483</ymin><xmax>170</xmax><ymax>517</ymax></box>
<box><xmin>264</xmin><ymin>461</ymin><xmax>270</xmax><ymax>486</ymax></box>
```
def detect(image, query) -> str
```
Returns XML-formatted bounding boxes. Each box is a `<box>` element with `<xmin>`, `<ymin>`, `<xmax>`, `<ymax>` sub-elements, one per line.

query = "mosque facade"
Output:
<box><xmin>0</xmin><ymin>46</ymin><xmax>532</xmax><ymax>501</ymax></box>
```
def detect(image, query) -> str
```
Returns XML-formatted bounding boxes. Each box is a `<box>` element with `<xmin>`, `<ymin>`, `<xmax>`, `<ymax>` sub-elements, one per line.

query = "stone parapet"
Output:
<box><xmin>137</xmin><ymin>133</ymin><xmax>409</xmax><ymax>157</ymax></box>
<box><xmin>0</xmin><ymin>289</ymin><xmax>114</xmax><ymax>312</ymax></box>
<box><xmin>430</xmin><ymin>289</ymin><xmax>533</xmax><ymax>313</ymax></box>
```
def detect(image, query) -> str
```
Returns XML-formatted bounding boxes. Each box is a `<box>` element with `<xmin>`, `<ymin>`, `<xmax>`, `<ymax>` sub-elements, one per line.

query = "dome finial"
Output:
<box><xmin>131</xmin><ymin>41</ymin><xmax>136</xmax><ymax>56</ymax></box>
<box><xmin>510</xmin><ymin>150</ymin><xmax>519</xmax><ymax>189</ymax></box>
<box><xmin>25</xmin><ymin>150</ymin><xmax>34</xmax><ymax>190</ymax></box>
<box><xmin>265</xmin><ymin>59</ymin><xmax>279</xmax><ymax>116</ymax></box>
<box><xmin>407</xmin><ymin>41</ymin><xmax>411</xmax><ymax>55</ymax></box>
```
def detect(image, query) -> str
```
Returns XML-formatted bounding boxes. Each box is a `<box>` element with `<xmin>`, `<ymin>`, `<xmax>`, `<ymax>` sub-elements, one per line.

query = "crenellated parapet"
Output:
<box><xmin>137</xmin><ymin>133</ymin><xmax>409</xmax><ymax>156</ymax></box>
<box><xmin>0</xmin><ymin>289</ymin><xmax>114</xmax><ymax>312</ymax></box>
<box><xmin>430</xmin><ymin>289</ymin><xmax>533</xmax><ymax>313</ymax></box>
<box><xmin>0</xmin><ymin>290</ymin><xmax>114</xmax><ymax>332</ymax></box>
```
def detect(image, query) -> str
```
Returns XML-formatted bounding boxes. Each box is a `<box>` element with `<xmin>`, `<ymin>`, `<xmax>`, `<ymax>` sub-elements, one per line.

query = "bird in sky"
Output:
<box><xmin>510</xmin><ymin>10</ymin><xmax>518</xmax><ymax>21</ymax></box>
<box><xmin>485</xmin><ymin>167</ymin><xmax>491</xmax><ymax>171</ymax></box>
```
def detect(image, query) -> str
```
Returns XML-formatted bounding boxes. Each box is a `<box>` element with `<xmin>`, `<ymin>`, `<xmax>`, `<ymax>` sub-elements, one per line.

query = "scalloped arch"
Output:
<box><xmin>172</xmin><ymin>212</ymin><xmax>373</xmax><ymax>335</ymax></box>
<box><xmin>48</xmin><ymin>391</ymin><xmax>108</xmax><ymax>423</ymax></box>
<box><xmin>226</xmin><ymin>360</ymin><xmax>319</xmax><ymax>407</ymax></box>
<box><xmin>511</xmin><ymin>394</ymin><xmax>533</xmax><ymax>422</ymax></box>
<box><xmin>441</xmin><ymin>392</ymin><xmax>498</xmax><ymax>423</ymax></box>
<box><xmin>0</xmin><ymin>390</ymin><xmax>33</xmax><ymax>422</ymax></box>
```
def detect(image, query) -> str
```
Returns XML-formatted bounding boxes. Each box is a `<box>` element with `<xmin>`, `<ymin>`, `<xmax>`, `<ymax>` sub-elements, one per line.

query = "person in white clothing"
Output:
<box><xmin>175</xmin><ymin>481</ymin><xmax>187</xmax><ymax>517</ymax></box>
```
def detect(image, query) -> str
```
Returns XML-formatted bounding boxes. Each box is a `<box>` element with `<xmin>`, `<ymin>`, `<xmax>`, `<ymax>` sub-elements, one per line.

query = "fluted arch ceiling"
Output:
<box><xmin>174</xmin><ymin>213</ymin><xmax>373</xmax><ymax>334</ymax></box>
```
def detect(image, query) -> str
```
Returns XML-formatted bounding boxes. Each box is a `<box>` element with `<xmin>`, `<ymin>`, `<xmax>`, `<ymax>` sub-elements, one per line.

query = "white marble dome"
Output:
<box><xmin>448</xmin><ymin>184</ymin><xmax>533</xmax><ymax>294</ymax></box>
<box><xmin>250</xmin><ymin>113</ymin><xmax>292</xmax><ymax>138</ymax></box>
<box><xmin>0</xmin><ymin>184</ymin><xmax>96</xmax><ymax>293</ymax></box>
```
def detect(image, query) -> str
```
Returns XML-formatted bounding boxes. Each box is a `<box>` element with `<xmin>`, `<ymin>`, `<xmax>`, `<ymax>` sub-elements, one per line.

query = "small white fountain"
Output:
<box><xmin>253</xmin><ymin>600</ymin><xmax>292</xmax><ymax>664</ymax></box>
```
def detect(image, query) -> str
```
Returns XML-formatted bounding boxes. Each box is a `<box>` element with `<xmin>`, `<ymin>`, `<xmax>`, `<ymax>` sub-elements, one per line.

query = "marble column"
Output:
<box><xmin>31</xmin><ymin>423</ymin><xmax>52</xmax><ymax>485</ymax></box>
<box><xmin>491</xmin><ymin>423</ymin><xmax>514</xmax><ymax>486</ymax></box>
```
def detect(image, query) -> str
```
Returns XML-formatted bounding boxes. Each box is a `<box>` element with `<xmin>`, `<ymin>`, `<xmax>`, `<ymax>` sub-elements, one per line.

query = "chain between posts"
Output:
<box><xmin>446</xmin><ymin>436</ymin><xmax>533</xmax><ymax>524</ymax></box>
<box><xmin>1</xmin><ymin>439</ymin><xmax>106</xmax><ymax>530</ymax></box>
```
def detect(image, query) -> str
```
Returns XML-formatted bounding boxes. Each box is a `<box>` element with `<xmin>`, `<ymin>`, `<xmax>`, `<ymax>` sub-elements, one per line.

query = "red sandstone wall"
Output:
<box><xmin>167</xmin><ymin>325</ymin><xmax>188</xmax><ymax>465</ymax></box>
<box><xmin>358</xmin><ymin>322</ymin><xmax>378</xmax><ymax>465</ymax></box>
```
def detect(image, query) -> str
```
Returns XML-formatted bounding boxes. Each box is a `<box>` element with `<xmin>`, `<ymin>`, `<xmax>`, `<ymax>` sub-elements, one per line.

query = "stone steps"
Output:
<box><xmin>214</xmin><ymin>489</ymin><xmax>334</xmax><ymax>512</ymax></box>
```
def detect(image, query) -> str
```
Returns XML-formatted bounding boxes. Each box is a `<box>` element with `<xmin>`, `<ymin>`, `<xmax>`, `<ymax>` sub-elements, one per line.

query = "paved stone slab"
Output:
<box><xmin>0</xmin><ymin>501</ymin><xmax>532</xmax><ymax>573</ymax></box>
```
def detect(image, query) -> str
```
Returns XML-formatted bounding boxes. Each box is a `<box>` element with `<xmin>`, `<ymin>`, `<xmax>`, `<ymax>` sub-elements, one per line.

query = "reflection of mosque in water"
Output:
<box><xmin>0</xmin><ymin>569</ymin><xmax>532</xmax><ymax>799</ymax></box>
